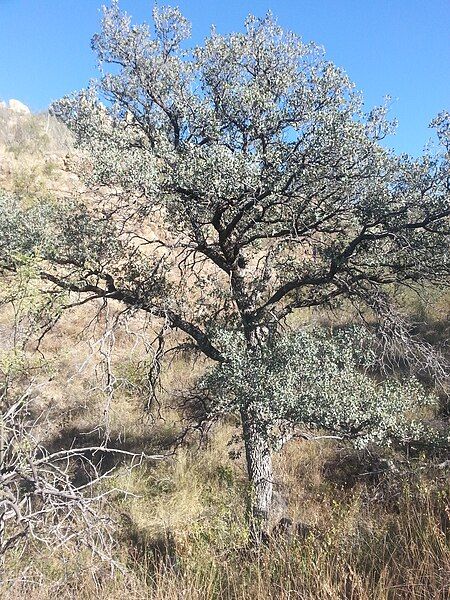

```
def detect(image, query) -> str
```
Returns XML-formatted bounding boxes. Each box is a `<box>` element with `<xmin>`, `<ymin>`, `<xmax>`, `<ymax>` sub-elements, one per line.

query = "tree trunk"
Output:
<box><xmin>241</xmin><ymin>409</ymin><xmax>273</xmax><ymax>544</ymax></box>
<box><xmin>230</xmin><ymin>259</ymin><xmax>275</xmax><ymax>542</ymax></box>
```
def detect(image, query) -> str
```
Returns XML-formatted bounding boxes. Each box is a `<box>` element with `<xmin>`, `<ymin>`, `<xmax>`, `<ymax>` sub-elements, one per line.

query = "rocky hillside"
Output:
<box><xmin>0</xmin><ymin>101</ymin><xmax>449</xmax><ymax>600</ymax></box>
<box><xmin>0</xmin><ymin>100</ymin><xmax>75</xmax><ymax>198</ymax></box>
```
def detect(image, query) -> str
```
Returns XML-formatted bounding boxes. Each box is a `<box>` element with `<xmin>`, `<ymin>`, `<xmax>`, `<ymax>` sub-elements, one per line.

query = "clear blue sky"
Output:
<box><xmin>0</xmin><ymin>0</ymin><xmax>449</xmax><ymax>155</ymax></box>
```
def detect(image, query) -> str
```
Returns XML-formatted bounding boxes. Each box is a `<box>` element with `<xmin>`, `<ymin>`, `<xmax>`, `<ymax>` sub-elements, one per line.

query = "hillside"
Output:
<box><xmin>0</xmin><ymin>105</ymin><xmax>449</xmax><ymax>600</ymax></box>
<box><xmin>0</xmin><ymin>102</ymin><xmax>75</xmax><ymax>198</ymax></box>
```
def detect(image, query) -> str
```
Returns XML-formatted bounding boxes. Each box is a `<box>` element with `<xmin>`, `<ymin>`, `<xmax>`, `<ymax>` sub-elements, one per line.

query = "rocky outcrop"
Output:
<box><xmin>7</xmin><ymin>99</ymin><xmax>31</xmax><ymax>114</ymax></box>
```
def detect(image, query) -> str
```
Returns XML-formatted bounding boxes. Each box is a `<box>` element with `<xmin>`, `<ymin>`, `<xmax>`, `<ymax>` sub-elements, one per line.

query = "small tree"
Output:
<box><xmin>0</xmin><ymin>254</ymin><xmax>162</xmax><ymax>559</ymax></box>
<box><xmin>1</xmin><ymin>3</ymin><xmax>449</xmax><ymax>539</ymax></box>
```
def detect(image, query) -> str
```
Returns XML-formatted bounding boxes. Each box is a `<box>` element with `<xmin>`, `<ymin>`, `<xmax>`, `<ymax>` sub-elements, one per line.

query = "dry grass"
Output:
<box><xmin>2</xmin><ymin>437</ymin><xmax>448</xmax><ymax>599</ymax></box>
<box><xmin>0</xmin><ymin>125</ymin><xmax>449</xmax><ymax>598</ymax></box>
<box><xmin>0</xmin><ymin>281</ymin><xmax>448</xmax><ymax>600</ymax></box>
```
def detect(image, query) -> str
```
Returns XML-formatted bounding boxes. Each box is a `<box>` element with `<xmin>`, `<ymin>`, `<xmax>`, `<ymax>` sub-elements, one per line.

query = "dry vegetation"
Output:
<box><xmin>0</xmin><ymin>105</ymin><xmax>74</xmax><ymax>200</ymax></box>
<box><xmin>0</xmin><ymin>110</ymin><xmax>449</xmax><ymax>599</ymax></box>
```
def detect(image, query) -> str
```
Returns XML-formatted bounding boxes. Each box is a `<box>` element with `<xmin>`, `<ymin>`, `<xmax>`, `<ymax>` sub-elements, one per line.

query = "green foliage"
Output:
<box><xmin>199</xmin><ymin>327</ymin><xmax>440</xmax><ymax>448</ymax></box>
<box><xmin>50</xmin><ymin>3</ymin><xmax>449</xmax><ymax>312</ymax></box>
<box><xmin>11</xmin><ymin>167</ymin><xmax>47</xmax><ymax>202</ymax></box>
<box><xmin>0</xmin><ymin>191</ymin><xmax>169</xmax><ymax>308</ymax></box>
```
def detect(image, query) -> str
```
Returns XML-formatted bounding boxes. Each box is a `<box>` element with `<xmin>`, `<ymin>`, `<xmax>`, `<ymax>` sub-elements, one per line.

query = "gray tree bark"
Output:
<box><xmin>241</xmin><ymin>408</ymin><xmax>273</xmax><ymax>543</ymax></box>
<box><xmin>232</xmin><ymin>260</ymin><xmax>275</xmax><ymax>542</ymax></box>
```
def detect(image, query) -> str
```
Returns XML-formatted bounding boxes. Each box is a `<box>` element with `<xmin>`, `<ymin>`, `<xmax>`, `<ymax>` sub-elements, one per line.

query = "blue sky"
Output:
<box><xmin>0</xmin><ymin>0</ymin><xmax>449</xmax><ymax>155</ymax></box>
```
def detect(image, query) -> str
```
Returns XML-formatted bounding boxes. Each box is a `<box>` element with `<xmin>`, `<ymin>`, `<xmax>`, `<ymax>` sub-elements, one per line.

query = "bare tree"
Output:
<box><xmin>0</xmin><ymin>384</ymin><xmax>165</xmax><ymax>561</ymax></box>
<box><xmin>0</xmin><ymin>260</ymin><xmax>163</xmax><ymax>561</ymax></box>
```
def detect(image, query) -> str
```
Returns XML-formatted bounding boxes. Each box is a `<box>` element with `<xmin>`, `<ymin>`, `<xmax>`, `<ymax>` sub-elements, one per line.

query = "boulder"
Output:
<box><xmin>271</xmin><ymin>517</ymin><xmax>324</xmax><ymax>542</ymax></box>
<box><xmin>8</xmin><ymin>99</ymin><xmax>31</xmax><ymax>115</ymax></box>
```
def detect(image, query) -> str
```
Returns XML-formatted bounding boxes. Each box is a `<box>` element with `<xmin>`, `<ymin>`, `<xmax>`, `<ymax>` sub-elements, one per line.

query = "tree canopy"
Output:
<box><xmin>0</xmin><ymin>2</ymin><xmax>448</xmax><ymax>538</ymax></box>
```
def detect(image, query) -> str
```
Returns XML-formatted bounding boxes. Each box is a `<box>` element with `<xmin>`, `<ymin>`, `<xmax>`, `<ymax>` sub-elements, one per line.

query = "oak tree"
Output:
<box><xmin>1</xmin><ymin>3</ymin><xmax>449</xmax><ymax>539</ymax></box>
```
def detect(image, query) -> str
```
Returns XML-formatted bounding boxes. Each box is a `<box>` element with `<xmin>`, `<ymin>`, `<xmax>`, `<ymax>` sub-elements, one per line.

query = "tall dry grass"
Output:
<box><xmin>1</xmin><ymin>423</ymin><xmax>449</xmax><ymax>599</ymax></box>
<box><xmin>1</xmin><ymin>294</ymin><xmax>449</xmax><ymax>599</ymax></box>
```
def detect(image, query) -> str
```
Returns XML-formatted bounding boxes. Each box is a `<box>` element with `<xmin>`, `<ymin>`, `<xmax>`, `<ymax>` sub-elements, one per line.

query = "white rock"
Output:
<box><xmin>8</xmin><ymin>99</ymin><xmax>31</xmax><ymax>114</ymax></box>
<box><xmin>0</xmin><ymin>101</ymin><xmax>6</xmax><ymax>109</ymax></box>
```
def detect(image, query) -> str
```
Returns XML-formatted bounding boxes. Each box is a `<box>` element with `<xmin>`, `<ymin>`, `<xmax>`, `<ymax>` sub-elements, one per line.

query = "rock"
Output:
<box><xmin>8</xmin><ymin>99</ymin><xmax>31</xmax><ymax>115</ymax></box>
<box><xmin>270</xmin><ymin>517</ymin><xmax>324</xmax><ymax>542</ymax></box>
<box><xmin>270</xmin><ymin>488</ymin><xmax>289</xmax><ymax>525</ymax></box>
<box><xmin>0</xmin><ymin>101</ymin><xmax>6</xmax><ymax>109</ymax></box>
<box><xmin>271</xmin><ymin>516</ymin><xmax>294</xmax><ymax>539</ymax></box>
